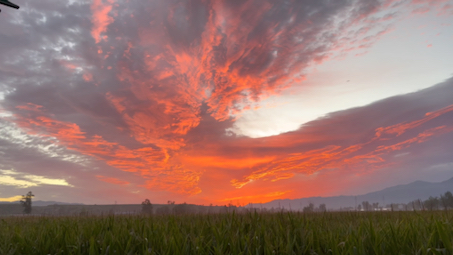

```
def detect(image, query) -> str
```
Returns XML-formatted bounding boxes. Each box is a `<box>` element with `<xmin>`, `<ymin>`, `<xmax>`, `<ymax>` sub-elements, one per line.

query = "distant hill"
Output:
<box><xmin>254</xmin><ymin>177</ymin><xmax>453</xmax><ymax>210</ymax></box>
<box><xmin>0</xmin><ymin>200</ymin><xmax>84</xmax><ymax>206</ymax></box>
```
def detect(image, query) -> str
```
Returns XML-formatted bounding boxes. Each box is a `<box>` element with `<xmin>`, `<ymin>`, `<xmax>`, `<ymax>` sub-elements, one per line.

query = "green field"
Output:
<box><xmin>1</xmin><ymin>211</ymin><xmax>452</xmax><ymax>254</ymax></box>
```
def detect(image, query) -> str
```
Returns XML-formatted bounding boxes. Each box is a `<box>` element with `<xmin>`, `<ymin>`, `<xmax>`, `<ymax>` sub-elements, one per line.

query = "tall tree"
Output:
<box><xmin>141</xmin><ymin>199</ymin><xmax>153</xmax><ymax>214</ymax></box>
<box><xmin>20</xmin><ymin>191</ymin><xmax>34</xmax><ymax>214</ymax></box>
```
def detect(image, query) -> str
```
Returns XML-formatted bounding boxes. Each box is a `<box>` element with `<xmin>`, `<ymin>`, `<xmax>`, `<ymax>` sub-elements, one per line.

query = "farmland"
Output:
<box><xmin>1</xmin><ymin>211</ymin><xmax>452</xmax><ymax>254</ymax></box>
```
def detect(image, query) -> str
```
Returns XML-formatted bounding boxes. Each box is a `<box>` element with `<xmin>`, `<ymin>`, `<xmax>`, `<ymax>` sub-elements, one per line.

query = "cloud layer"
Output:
<box><xmin>0</xmin><ymin>0</ymin><xmax>452</xmax><ymax>204</ymax></box>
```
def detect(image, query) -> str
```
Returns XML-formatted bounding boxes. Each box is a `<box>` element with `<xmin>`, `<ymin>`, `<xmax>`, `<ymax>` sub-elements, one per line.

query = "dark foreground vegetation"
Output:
<box><xmin>1</xmin><ymin>211</ymin><xmax>452</xmax><ymax>254</ymax></box>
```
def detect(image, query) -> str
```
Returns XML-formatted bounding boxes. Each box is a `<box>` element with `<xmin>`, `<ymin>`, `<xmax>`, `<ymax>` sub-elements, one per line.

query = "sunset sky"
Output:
<box><xmin>0</xmin><ymin>0</ymin><xmax>452</xmax><ymax>205</ymax></box>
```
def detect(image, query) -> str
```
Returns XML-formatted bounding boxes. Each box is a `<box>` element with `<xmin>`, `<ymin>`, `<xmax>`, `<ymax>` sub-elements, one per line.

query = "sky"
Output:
<box><xmin>0</xmin><ymin>0</ymin><xmax>452</xmax><ymax>205</ymax></box>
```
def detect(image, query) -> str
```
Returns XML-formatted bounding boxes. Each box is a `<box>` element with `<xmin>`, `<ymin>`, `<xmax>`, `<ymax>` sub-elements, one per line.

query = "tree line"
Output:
<box><xmin>15</xmin><ymin>191</ymin><xmax>453</xmax><ymax>215</ymax></box>
<box><xmin>357</xmin><ymin>191</ymin><xmax>453</xmax><ymax>211</ymax></box>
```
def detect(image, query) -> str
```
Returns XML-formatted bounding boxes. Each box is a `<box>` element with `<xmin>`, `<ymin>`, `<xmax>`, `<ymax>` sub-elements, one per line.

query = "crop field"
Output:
<box><xmin>1</xmin><ymin>211</ymin><xmax>452</xmax><ymax>254</ymax></box>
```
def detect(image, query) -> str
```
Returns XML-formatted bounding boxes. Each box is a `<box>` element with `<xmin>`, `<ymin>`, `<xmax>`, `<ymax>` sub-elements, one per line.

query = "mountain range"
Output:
<box><xmin>253</xmin><ymin>177</ymin><xmax>453</xmax><ymax>210</ymax></box>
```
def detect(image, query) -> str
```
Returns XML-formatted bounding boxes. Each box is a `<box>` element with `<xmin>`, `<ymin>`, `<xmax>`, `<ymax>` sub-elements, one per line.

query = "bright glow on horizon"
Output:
<box><xmin>0</xmin><ymin>195</ymin><xmax>23</xmax><ymax>202</ymax></box>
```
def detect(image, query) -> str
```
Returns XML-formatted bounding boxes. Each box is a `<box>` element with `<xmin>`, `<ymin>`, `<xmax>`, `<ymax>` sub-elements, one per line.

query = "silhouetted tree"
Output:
<box><xmin>390</xmin><ymin>203</ymin><xmax>396</xmax><ymax>211</ymax></box>
<box><xmin>318</xmin><ymin>204</ymin><xmax>327</xmax><ymax>212</ymax></box>
<box><xmin>444</xmin><ymin>191</ymin><xmax>453</xmax><ymax>208</ymax></box>
<box><xmin>20</xmin><ymin>191</ymin><xmax>34</xmax><ymax>214</ymax></box>
<box><xmin>424</xmin><ymin>196</ymin><xmax>439</xmax><ymax>211</ymax></box>
<box><xmin>410</xmin><ymin>200</ymin><xmax>420</xmax><ymax>211</ymax></box>
<box><xmin>361</xmin><ymin>201</ymin><xmax>371</xmax><ymax>211</ymax></box>
<box><xmin>372</xmin><ymin>202</ymin><xmax>379</xmax><ymax>211</ymax></box>
<box><xmin>303</xmin><ymin>203</ymin><xmax>314</xmax><ymax>213</ymax></box>
<box><xmin>419</xmin><ymin>199</ymin><xmax>425</xmax><ymax>211</ymax></box>
<box><xmin>141</xmin><ymin>199</ymin><xmax>153</xmax><ymax>214</ymax></box>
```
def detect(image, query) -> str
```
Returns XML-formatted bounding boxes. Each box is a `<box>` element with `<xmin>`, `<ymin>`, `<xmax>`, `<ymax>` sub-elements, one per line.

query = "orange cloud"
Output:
<box><xmin>91</xmin><ymin>0</ymin><xmax>115</xmax><ymax>43</ymax></box>
<box><xmin>10</xmin><ymin>105</ymin><xmax>202</xmax><ymax>195</ymax></box>
<box><xmin>376</xmin><ymin>126</ymin><xmax>453</xmax><ymax>153</ymax></box>
<box><xmin>180</xmin><ymin>155</ymin><xmax>276</xmax><ymax>170</ymax></box>
<box><xmin>79</xmin><ymin>0</ymin><xmax>436</xmax><ymax>177</ymax></box>
<box><xmin>8</xmin><ymin>100</ymin><xmax>453</xmax><ymax>204</ymax></box>
<box><xmin>230</xmin><ymin>105</ymin><xmax>453</xmax><ymax>189</ymax></box>
<box><xmin>375</xmin><ymin>104</ymin><xmax>453</xmax><ymax>137</ymax></box>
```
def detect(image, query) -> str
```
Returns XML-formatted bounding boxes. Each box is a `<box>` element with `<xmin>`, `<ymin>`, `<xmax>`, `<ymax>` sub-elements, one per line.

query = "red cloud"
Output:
<box><xmin>91</xmin><ymin>0</ymin><xmax>115</xmax><ymax>43</ymax></box>
<box><xmin>90</xmin><ymin>0</ymin><xmax>410</xmax><ymax>155</ymax></box>
<box><xmin>224</xmin><ymin>104</ymin><xmax>453</xmax><ymax>190</ymax></box>
<box><xmin>11</xmin><ymin>105</ymin><xmax>202</xmax><ymax>195</ymax></box>
<box><xmin>6</xmin><ymin>102</ymin><xmax>453</xmax><ymax>203</ymax></box>
<box><xmin>376</xmin><ymin>126</ymin><xmax>453</xmax><ymax>153</ymax></box>
<box><xmin>375</xmin><ymin>104</ymin><xmax>453</xmax><ymax>137</ymax></box>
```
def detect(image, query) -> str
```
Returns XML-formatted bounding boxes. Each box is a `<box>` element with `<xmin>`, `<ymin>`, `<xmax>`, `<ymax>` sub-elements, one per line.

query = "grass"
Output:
<box><xmin>0</xmin><ymin>210</ymin><xmax>452</xmax><ymax>254</ymax></box>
